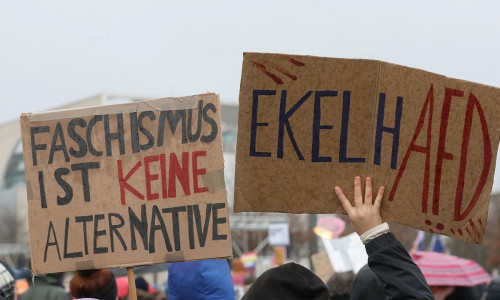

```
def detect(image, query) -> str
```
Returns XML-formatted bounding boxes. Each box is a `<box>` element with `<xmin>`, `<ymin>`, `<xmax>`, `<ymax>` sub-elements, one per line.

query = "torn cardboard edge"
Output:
<box><xmin>23</xmin><ymin>93</ymin><xmax>217</xmax><ymax>122</ymax></box>
<box><xmin>243</xmin><ymin>52</ymin><xmax>499</xmax><ymax>90</ymax></box>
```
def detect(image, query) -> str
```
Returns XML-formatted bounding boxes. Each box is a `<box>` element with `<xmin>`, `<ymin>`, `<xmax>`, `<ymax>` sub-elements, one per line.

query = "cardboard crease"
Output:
<box><xmin>234</xmin><ymin>187</ymin><xmax>252</xmax><ymax>212</ymax></box>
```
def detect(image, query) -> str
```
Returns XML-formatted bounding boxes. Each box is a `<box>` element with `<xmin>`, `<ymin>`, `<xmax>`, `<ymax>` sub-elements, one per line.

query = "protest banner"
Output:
<box><xmin>20</xmin><ymin>94</ymin><xmax>232</xmax><ymax>274</ymax></box>
<box><xmin>321</xmin><ymin>233</ymin><xmax>368</xmax><ymax>274</ymax></box>
<box><xmin>234</xmin><ymin>52</ymin><xmax>500</xmax><ymax>243</ymax></box>
<box><xmin>268</xmin><ymin>223</ymin><xmax>290</xmax><ymax>246</ymax></box>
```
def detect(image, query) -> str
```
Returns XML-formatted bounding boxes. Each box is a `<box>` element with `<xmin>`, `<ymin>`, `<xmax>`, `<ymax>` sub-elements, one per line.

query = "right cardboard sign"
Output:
<box><xmin>234</xmin><ymin>52</ymin><xmax>500</xmax><ymax>243</ymax></box>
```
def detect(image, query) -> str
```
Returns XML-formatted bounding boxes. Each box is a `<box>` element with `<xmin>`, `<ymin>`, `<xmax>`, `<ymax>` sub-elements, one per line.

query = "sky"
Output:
<box><xmin>1</xmin><ymin>0</ymin><xmax>500</xmax><ymax>189</ymax></box>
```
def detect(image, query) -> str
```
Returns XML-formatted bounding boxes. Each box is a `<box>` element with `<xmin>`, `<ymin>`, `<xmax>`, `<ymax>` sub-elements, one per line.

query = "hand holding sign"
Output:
<box><xmin>335</xmin><ymin>177</ymin><xmax>385</xmax><ymax>235</ymax></box>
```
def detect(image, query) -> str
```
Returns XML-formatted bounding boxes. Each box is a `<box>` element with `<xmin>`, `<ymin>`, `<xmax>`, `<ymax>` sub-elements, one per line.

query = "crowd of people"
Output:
<box><xmin>1</xmin><ymin>177</ymin><xmax>499</xmax><ymax>300</ymax></box>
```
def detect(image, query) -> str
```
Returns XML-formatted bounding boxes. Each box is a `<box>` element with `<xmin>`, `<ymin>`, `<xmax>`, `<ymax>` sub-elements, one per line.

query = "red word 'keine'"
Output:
<box><xmin>118</xmin><ymin>151</ymin><xmax>209</xmax><ymax>205</ymax></box>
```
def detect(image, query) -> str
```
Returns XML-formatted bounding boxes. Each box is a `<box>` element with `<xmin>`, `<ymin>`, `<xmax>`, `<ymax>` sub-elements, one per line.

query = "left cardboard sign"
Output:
<box><xmin>20</xmin><ymin>94</ymin><xmax>232</xmax><ymax>274</ymax></box>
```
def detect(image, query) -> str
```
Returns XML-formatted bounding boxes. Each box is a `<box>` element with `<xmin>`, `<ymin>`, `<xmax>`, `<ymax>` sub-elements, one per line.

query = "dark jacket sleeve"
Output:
<box><xmin>366</xmin><ymin>232</ymin><xmax>435</xmax><ymax>300</ymax></box>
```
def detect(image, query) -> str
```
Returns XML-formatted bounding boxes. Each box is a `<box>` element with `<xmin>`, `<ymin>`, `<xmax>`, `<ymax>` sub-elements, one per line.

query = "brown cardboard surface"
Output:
<box><xmin>311</xmin><ymin>251</ymin><xmax>334</xmax><ymax>283</ymax></box>
<box><xmin>234</xmin><ymin>53</ymin><xmax>500</xmax><ymax>244</ymax></box>
<box><xmin>20</xmin><ymin>93</ymin><xmax>232</xmax><ymax>274</ymax></box>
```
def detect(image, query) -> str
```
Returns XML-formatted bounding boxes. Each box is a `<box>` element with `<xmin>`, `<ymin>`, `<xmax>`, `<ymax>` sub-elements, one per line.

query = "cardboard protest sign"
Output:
<box><xmin>321</xmin><ymin>234</ymin><xmax>368</xmax><ymax>274</ymax></box>
<box><xmin>310</xmin><ymin>252</ymin><xmax>334</xmax><ymax>283</ymax></box>
<box><xmin>20</xmin><ymin>94</ymin><xmax>232</xmax><ymax>274</ymax></box>
<box><xmin>234</xmin><ymin>52</ymin><xmax>500</xmax><ymax>243</ymax></box>
<box><xmin>268</xmin><ymin>223</ymin><xmax>290</xmax><ymax>246</ymax></box>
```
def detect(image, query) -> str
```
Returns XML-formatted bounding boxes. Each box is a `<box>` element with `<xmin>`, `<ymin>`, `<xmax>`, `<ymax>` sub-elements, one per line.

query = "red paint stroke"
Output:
<box><xmin>287</xmin><ymin>57</ymin><xmax>305</xmax><ymax>66</ymax></box>
<box><xmin>168</xmin><ymin>152</ymin><xmax>191</xmax><ymax>198</ymax></box>
<box><xmin>252</xmin><ymin>62</ymin><xmax>283</xmax><ymax>84</ymax></box>
<box><xmin>429</xmin><ymin>229</ymin><xmax>434</xmax><ymax>233</ymax></box>
<box><xmin>389</xmin><ymin>84</ymin><xmax>434</xmax><ymax>214</ymax></box>
<box><xmin>466</xmin><ymin>223</ymin><xmax>481</xmax><ymax>240</ymax></box>
<box><xmin>450</xmin><ymin>229</ymin><xmax>456</xmax><ymax>235</ymax></box>
<box><xmin>468</xmin><ymin>220</ymin><xmax>481</xmax><ymax>240</ymax></box>
<box><xmin>465</xmin><ymin>227</ymin><xmax>475</xmax><ymax>240</ymax></box>
<box><xmin>458</xmin><ymin>229</ymin><xmax>463</xmax><ymax>236</ymax></box>
<box><xmin>477</xmin><ymin>218</ymin><xmax>485</xmax><ymax>234</ymax></box>
<box><xmin>269</xmin><ymin>63</ymin><xmax>297</xmax><ymax>80</ymax></box>
<box><xmin>454</xmin><ymin>92</ymin><xmax>492</xmax><ymax>221</ymax></box>
<box><xmin>433</xmin><ymin>88</ymin><xmax>462</xmax><ymax>215</ymax></box>
<box><xmin>425</xmin><ymin>219</ymin><xmax>432</xmax><ymax>226</ymax></box>
<box><xmin>117</xmin><ymin>160</ymin><xmax>145</xmax><ymax>205</ymax></box>
<box><xmin>469</xmin><ymin>219</ymin><xmax>478</xmax><ymax>234</ymax></box>
<box><xmin>436</xmin><ymin>223</ymin><xmax>444</xmax><ymax>230</ymax></box>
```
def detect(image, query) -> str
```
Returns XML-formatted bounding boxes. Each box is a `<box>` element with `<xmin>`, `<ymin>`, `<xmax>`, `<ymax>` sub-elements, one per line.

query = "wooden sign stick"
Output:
<box><xmin>127</xmin><ymin>267</ymin><xmax>137</xmax><ymax>300</ymax></box>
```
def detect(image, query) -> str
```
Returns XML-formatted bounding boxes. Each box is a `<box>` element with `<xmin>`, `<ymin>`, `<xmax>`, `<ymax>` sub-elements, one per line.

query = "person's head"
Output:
<box><xmin>350</xmin><ymin>265</ymin><xmax>384</xmax><ymax>300</ymax></box>
<box><xmin>70</xmin><ymin>269</ymin><xmax>117</xmax><ymax>300</ymax></box>
<box><xmin>326</xmin><ymin>271</ymin><xmax>355</xmax><ymax>300</ymax></box>
<box><xmin>0</xmin><ymin>263</ymin><xmax>14</xmax><ymax>300</ymax></box>
<box><xmin>42</xmin><ymin>272</ymin><xmax>65</xmax><ymax>286</ymax></box>
<box><xmin>135</xmin><ymin>277</ymin><xmax>149</xmax><ymax>292</ymax></box>
<box><xmin>242</xmin><ymin>263</ymin><xmax>329</xmax><ymax>300</ymax></box>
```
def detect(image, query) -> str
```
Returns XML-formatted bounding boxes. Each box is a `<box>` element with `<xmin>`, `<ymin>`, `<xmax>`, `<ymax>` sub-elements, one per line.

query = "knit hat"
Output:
<box><xmin>242</xmin><ymin>263</ymin><xmax>328</xmax><ymax>300</ymax></box>
<box><xmin>0</xmin><ymin>264</ymin><xmax>14</xmax><ymax>300</ymax></box>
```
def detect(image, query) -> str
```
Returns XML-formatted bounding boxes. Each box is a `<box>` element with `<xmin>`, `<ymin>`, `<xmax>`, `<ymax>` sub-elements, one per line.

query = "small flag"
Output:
<box><xmin>411</xmin><ymin>231</ymin><xmax>426</xmax><ymax>252</ymax></box>
<box><xmin>241</xmin><ymin>251</ymin><xmax>258</xmax><ymax>273</ymax></box>
<box><xmin>429</xmin><ymin>234</ymin><xmax>445</xmax><ymax>253</ymax></box>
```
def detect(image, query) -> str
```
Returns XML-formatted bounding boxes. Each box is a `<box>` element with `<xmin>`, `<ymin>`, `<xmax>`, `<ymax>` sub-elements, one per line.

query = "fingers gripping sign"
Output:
<box><xmin>334</xmin><ymin>176</ymin><xmax>385</xmax><ymax>236</ymax></box>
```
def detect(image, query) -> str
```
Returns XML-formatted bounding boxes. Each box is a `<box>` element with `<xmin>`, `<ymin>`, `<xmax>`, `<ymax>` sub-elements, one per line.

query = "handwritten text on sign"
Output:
<box><xmin>21</xmin><ymin>94</ymin><xmax>232</xmax><ymax>274</ymax></box>
<box><xmin>234</xmin><ymin>53</ymin><xmax>500</xmax><ymax>243</ymax></box>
